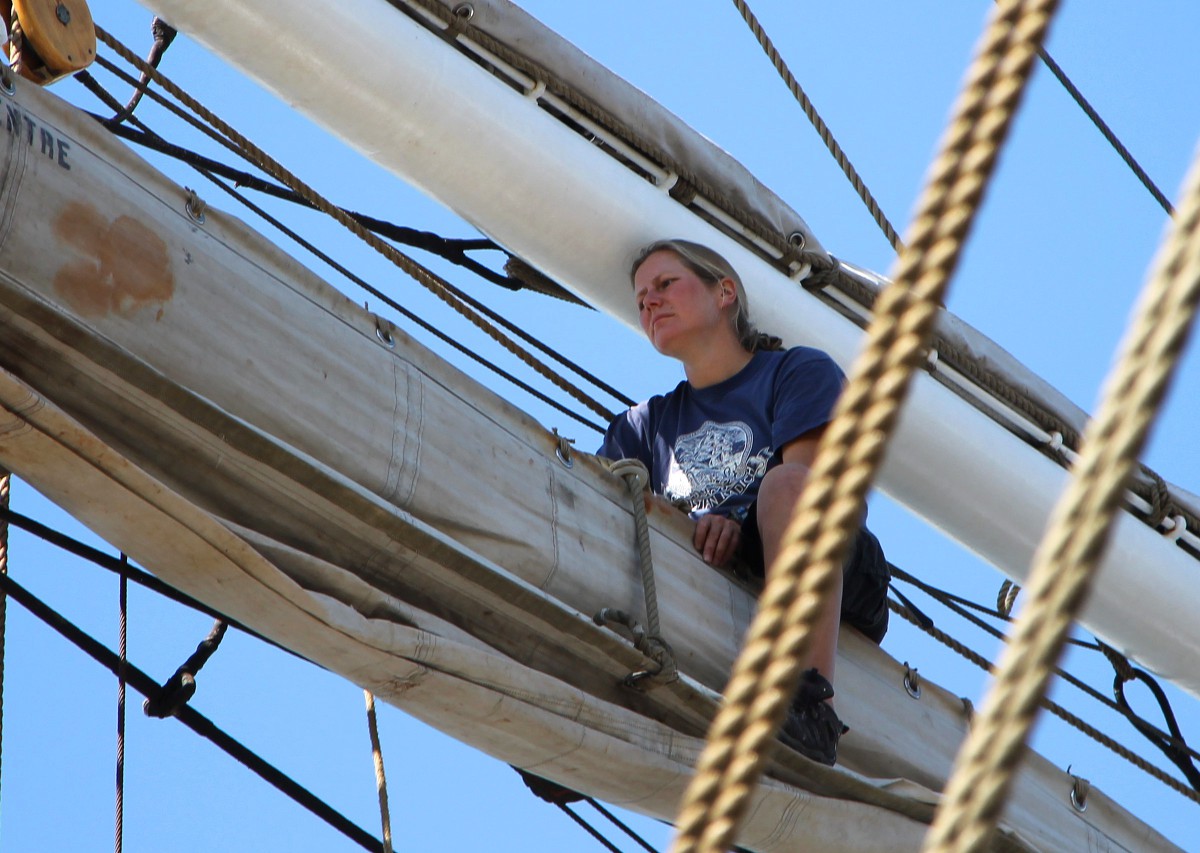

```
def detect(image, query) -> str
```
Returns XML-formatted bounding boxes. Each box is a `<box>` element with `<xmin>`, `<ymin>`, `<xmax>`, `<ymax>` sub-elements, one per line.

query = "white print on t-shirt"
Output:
<box><xmin>664</xmin><ymin>420</ymin><xmax>772</xmax><ymax>512</ymax></box>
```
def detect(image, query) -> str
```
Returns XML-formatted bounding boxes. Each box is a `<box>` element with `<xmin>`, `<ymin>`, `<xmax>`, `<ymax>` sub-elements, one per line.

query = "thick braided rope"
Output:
<box><xmin>730</xmin><ymin>0</ymin><xmax>903</xmax><ymax>254</ymax></box>
<box><xmin>363</xmin><ymin>691</ymin><xmax>394</xmax><ymax>853</ymax></box>
<box><xmin>669</xmin><ymin>4</ymin><xmax>1058</xmax><ymax>851</ymax></box>
<box><xmin>92</xmin><ymin>26</ymin><xmax>615</xmax><ymax>424</ymax></box>
<box><xmin>922</xmin><ymin>141</ymin><xmax>1200</xmax><ymax>853</ymax></box>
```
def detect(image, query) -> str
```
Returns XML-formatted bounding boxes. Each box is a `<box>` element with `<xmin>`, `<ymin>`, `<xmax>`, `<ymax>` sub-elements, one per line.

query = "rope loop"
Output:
<box><xmin>1114</xmin><ymin>668</ymin><xmax>1200</xmax><ymax>791</ymax></box>
<box><xmin>607</xmin><ymin>457</ymin><xmax>649</xmax><ymax>494</ymax></box>
<box><xmin>996</xmin><ymin>579</ymin><xmax>1020</xmax><ymax>617</ymax></box>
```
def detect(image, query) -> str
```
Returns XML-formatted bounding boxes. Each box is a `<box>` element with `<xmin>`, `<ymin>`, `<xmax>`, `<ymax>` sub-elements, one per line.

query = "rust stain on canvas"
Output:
<box><xmin>52</xmin><ymin>202</ymin><xmax>174</xmax><ymax>318</ymax></box>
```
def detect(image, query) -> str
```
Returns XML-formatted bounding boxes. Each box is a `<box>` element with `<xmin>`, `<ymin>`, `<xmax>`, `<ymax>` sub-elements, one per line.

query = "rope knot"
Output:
<box><xmin>143</xmin><ymin>620</ymin><xmax>227</xmax><ymax>718</ymax></box>
<box><xmin>607</xmin><ymin>457</ymin><xmax>649</xmax><ymax>493</ymax></box>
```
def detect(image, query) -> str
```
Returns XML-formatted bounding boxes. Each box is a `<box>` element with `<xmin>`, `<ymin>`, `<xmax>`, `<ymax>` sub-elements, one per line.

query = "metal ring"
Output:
<box><xmin>452</xmin><ymin>3</ymin><xmax>474</xmax><ymax>22</ymax></box>
<box><xmin>903</xmin><ymin>664</ymin><xmax>922</xmax><ymax>699</ymax></box>
<box><xmin>787</xmin><ymin>231</ymin><xmax>807</xmax><ymax>251</ymax></box>
<box><xmin>0</xmin><ymin>69</ymin><xmax>14</xmax><ymax>96</ymax></box>
<box><xmin>375</xmin><ymin>322</ymin><xmax>395</xmax><ymax>348</ymax></box>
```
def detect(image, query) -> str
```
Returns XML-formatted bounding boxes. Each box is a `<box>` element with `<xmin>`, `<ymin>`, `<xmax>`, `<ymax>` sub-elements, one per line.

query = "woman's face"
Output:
<box><xmin>633</xmin><ymin>250</ymin><xmax>731</xmax><ymax>358</ymax></box>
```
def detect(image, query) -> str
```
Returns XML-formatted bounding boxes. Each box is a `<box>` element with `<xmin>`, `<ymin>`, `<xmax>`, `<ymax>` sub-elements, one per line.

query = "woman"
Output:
<box><xmin>600</xmin><ymin>239</ymin><xmax>889</xmax><ymax>766</ymax></box>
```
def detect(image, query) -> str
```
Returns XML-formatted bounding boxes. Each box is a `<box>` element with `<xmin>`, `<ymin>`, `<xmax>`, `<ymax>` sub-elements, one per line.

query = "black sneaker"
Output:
<box><xmin>779</xmin><ymin>669</ymin><xmax>849</xmax><ymax>766</ymax></box>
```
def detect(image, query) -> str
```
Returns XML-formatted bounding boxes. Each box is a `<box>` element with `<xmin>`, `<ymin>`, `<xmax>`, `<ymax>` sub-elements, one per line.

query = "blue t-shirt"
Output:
<box><xmin>599</xmin><ymin>347</ymin><xmax>844</xmax><ymax>521</ymax></box>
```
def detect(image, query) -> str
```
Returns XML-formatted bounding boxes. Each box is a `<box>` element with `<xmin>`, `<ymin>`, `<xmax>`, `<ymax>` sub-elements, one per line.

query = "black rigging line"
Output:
<box><xmin>99</xmin><ymin>118</ymin><xmax>519</xmax><ymax>285</ymax></box>
<box><xmin>889</xmin><ymin>564</ymin><xmax>1200</xmax><ymax>766</ymax></box>
<box><xmin>115</xmin><ymin>558</ymin><xmax>127</xmax><ymax>853</ymax></box>
<box><xmin>80</xmin><ymin>55</ymin><xmax>634</xmax><ymax>413</ymax></box>
<box><xmin>557</xmin><ymin>803</ymin><xmax>627</xmax><ymax>853</ymax></box>
<box><xmin>1035</xmin><ymin>46</ymin><xmax>1174</xmax><ymax>216</ymax></box>
<box><xmin>3</xmin><ymin>508</ymin><xmax>230</xmax><ymax>625</ymax></box>
<box><xmin>0</xmin><ymin>506</ymin><xmax>300</xmax><ymax>659</ymax></box>
<box><xmin>1115</xmin><ymin>669</ymin><xmax>1200</xmax><ymax>791</ymax></box>
<box><xmin>72</xmin><ymin>70</ymin><xmax>606</xmax><ymax>433</ymax></box>
<box><xmin>583</xmin><ymin>798</ymin><xmax>659</xmax><ymax>853</ymax></box>
<box><xmin>0</xmin><ymin>570</ymin><xmax>382</xmax><ymax>851</ymax></box>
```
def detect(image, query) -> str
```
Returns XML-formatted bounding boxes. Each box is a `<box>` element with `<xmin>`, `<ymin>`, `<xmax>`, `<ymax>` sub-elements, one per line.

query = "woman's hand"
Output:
<box><xmin>694</xmin><ymin>513</ymin><xmax>742</xmax><ymax>567</ymax></box>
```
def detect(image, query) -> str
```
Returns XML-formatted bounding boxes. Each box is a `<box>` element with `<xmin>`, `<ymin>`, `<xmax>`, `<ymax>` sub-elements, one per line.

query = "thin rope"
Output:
<box><xmin>115</xmin><ymin>555</ymin><xmax>128</xmax><ymax>853</ymax></box>
<box><xmin>0</xmin><ymin>471</ymin><xmax>8</xmax><ymax>817</ymax></box>
<box><xmin>922</xmin><ymin>135</ymin><xmax>1200</xmax><ymax>853</ymax></box>
<box><xmin>364</xmin><ymin>691</ymin><xmax>394</xmax><ymax>853</ymax></box>
<box><xmin>670</xmin><ymin>3</ymin><xmax>1058</xmax><ymax>850</ymax></box>
<box><xmin>92</xmin><ymin>26</ymin><xmax>616</xmax><ymax>426</ymax></box>
<box><xmin>729</xmin><ymin>0</ymin><xmax>903</xmax><ymax>254</ymax></box>
<box><xmin>1034</xmin><ymin>46</ymin><xmax>1173</xmax><ymax>216</ymax></box>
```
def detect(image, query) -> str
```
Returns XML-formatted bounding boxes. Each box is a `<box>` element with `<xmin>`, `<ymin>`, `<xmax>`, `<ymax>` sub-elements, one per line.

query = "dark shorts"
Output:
<box><xmin>739</xmin><ymin>503</ymin><xmax>890</xmax><ymax>644</ymax></box>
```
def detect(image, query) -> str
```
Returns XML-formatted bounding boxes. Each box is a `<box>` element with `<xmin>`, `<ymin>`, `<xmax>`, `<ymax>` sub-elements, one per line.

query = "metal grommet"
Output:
<box><xmin>1069</xmin><ymin>773</ymin><xmax>1090</xmax><ymax>813</ymax></box>
<box><xmin>184</xmin><ymin>188</ymin><xmax>206</xmax><ymax>224</ymax></box>
<box><xmin>787</xmin><ymin>231</ymin><xmax>807</xmax><ymax>251</ymax></box>
<box><xmin>0</xmin><ymin>69</ymin><xmax>14</xmax><ymax>96</ymax></box>
<box><xmin>375</xmin><ymin>321</ymin><xmax>395</xmax><ymax>349</ymax></box>
<box><xmin>553</xmin><ymin>428</ymin><xmax>574</xmax><ymax>468</ymax></box>
<box><xmin>903</xmin><ymin>663</ymin><xmax>921</xmax><ymax>699</ymax></box>
<box><xmin>452</xmin><ymin>3</ymin><xmax>474</xmax><ymax>23</ymax></box>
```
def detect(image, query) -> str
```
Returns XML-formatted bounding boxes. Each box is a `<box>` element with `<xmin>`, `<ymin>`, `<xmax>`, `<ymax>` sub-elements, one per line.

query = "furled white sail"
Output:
<box><xmin>130</xmin><ymin>0</ymin><xmax>1200</xmax><ymax>696</ymax></box>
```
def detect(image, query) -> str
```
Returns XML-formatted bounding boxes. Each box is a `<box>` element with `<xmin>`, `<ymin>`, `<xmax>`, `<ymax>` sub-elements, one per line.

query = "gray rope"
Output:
<box><xmin>602</xmin><ymin>459</ymin><xmax>675</xmax><ymax>686</ymax></box>
<box><xmin>729</xmin><ymin>0</ymin><xmax>903</xmax><ymax>254</ymax></box>
<box><xmin>0</xmin><ymin>471</ymin><xmax>8</xmax><ymax>818</ymax></box>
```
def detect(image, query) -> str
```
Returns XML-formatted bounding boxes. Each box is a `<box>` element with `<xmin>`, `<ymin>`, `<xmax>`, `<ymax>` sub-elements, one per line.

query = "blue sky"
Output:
<box><xmin>4</xmin><ymin>1</ymin><xmax>1200</xmax><ymax>850</ymax></box>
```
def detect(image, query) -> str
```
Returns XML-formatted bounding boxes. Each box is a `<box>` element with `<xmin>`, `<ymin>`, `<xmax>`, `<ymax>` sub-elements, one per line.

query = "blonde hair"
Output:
<box><xmin>630</xmin><ymin>239</ymin><xmax>782</xmax><ymax>352</ymax></box>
